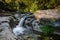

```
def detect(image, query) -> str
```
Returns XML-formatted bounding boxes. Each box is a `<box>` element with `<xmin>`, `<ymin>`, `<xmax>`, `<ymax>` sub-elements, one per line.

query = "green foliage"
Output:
<box><xmin>0</xmin><ymin>0</ymin><xmax>60</xmax><ymax>12</ymax></box>
<box><xmin>22</xmin><ymin>0</ymin><xmax>60</xmax><ymax>12</ymax></box>
<box><xmin>30</xmin><ymin>1</ymin><xmax>38</xmax><ymax>12</ymax></box>
<box><xmin>40</xmin><ymin>25</ymin><xmax>56</xmax><ymax>36</ymax></box>
<box><xmin>38</xmin><ymin>0</ymin><xmax>59</xmax><ymax>9</ymax></box>
<box><xmin>20</xmin><ymin>0</ymin><xmax>38</xmax><ymax>12</ymax></box>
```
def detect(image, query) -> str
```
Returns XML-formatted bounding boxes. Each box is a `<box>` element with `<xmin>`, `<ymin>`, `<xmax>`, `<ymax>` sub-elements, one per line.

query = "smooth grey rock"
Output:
<box><xmin>0</xmin><ymin>17</ymin><xmax>16</xmax><ymax>40</ymax></box>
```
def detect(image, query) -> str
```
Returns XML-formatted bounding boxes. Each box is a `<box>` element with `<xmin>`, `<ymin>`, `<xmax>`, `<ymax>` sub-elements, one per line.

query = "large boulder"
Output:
<box><xmin>0</xmin><ymin>16</ymin><xmax>16</xmax><ymax>40</ymax></box>
<box><xmin>34</xmin><ymin>9</ymin><xmax>60</xmax><ymax>35</ymax></box>
<box><xmin>34</xmin><ymin>9</ymin><xmax>60</xmax><ymax>19</ymax></box>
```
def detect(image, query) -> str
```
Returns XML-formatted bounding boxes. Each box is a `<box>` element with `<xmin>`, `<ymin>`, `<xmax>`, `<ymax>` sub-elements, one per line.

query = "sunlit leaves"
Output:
<box><xmin>20</xmin><ymin>0</ymin><xmax>38</xmax><ymax>12</ymax></box>
<box><xmin>0</xmin><ymin>0</ymin><xmax>60</xmax><ymax>12</ymax></box>
<box><xmin>0</xmin><ymin>0</ymin><xmax>2</xmax><ymax>2</ymax></box>
<box><xmin>49</xmin><ymin>0</ymin><xmax>55</xmax><ymax>4</ymax></box>
<box><xmin>5</xmin><ymin>0</ymin><xmax>11</xmax><ymax>3</ymax></box>
<box><xmin>30</xmin><ymin>1</ymin><xmax>38</xmax><ymax>12</ymax></box>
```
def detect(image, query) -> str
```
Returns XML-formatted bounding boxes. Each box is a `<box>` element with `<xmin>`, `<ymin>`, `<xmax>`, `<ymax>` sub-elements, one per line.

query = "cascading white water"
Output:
<box><xmin>13</xmin><ymin>15</ymin><xmax>57</xmax><ymax>36</ymax></box>
<box><xmin>13</xmin><ymin>16</ymin><xmax>27</xmax><ymax>36</ymax></box>
<box><xmin>12</xmin><ymin>15</ymin><xmax>39</xmax><ymax>36</ymax></box>
<box><xmin>18</xmin><ymin>16</ymin><xmax>26</xmax><ymax>27</ymax></box>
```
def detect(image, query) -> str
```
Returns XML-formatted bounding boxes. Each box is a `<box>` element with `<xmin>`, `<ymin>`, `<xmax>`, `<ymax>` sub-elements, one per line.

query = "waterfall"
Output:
<box><xmin>18</xmin><ymin>16</ymin><xmax>26</xmax><ymax>27</ymax></box>
<box><xmin>13</xmin><ymin>16</ymin><xmax>27</xmax><ymax>36</ymax></box>
<box><xmin>13</xmin><ymin>15</ymin><xmax>34</xmax><ymax>36</ymax></box>
<box><xmin>18</xmin><ymin>15</ymin><xmax>34</xmax><ymax>27</ymax></box>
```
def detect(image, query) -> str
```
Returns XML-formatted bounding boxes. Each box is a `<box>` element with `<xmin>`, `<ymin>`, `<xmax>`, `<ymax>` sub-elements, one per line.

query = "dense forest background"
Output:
<box><xmin>0</xmin><ymin>0</ymin><xmax>60</xmax><ymax>12</ymax></box>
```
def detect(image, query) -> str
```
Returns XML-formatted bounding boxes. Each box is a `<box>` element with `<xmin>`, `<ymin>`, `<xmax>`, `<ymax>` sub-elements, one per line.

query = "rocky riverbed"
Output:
<box><xmin>0</xmin><ymin>9</ymin><xmax>60</xmax><ymax>40</ymax></box>
<box><xmin>0</xmin><ymin>16</ymin><xmax>17</xmax><ymax>40</ymax></box>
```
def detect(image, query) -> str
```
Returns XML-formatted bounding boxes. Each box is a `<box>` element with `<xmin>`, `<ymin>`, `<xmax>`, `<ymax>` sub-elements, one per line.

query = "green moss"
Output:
<box><xmin>40</xmin><ymin>25</ymin><xmax>56</xmax><ymax>36</ymax></box>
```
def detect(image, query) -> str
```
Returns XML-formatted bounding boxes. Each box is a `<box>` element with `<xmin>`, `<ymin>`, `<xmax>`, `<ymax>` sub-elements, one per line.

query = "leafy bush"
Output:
<box><xmin>0</xmin><ymin>0</ymin><xmax>60</xmax><ymax>12</ymax></box>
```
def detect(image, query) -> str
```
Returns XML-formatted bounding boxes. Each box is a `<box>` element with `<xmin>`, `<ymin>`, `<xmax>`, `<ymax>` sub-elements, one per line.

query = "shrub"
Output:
<box><xmin>0</xmin><ymin>0</ymin><xmax>60</xmax><ymax>12</ymax></box>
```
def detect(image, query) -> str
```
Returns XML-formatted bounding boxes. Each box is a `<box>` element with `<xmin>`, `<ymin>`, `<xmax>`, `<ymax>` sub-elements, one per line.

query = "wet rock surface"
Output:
<box><xmin>0</xmin><ymin>9</ymin><xmax>60</xmax><ymax>40</ymax></box>
<box><xmin>0</xmin><ymin>16</ymin><xmax>16</xmax><ymax>40</ymax></box>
